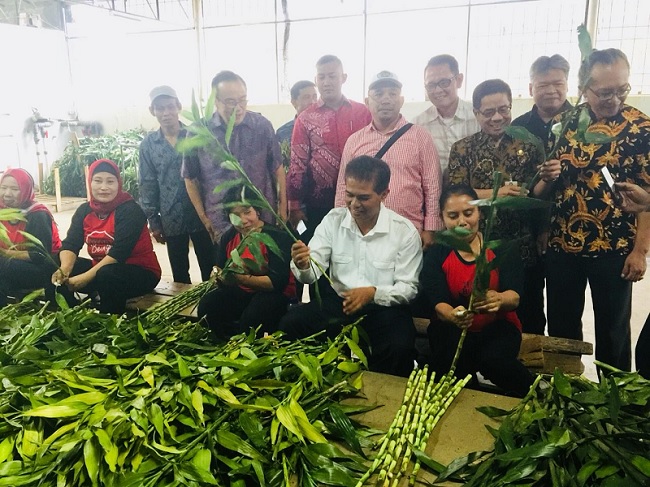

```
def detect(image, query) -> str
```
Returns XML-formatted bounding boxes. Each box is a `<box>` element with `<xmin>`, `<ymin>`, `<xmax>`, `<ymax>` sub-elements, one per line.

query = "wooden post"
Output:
<box><xmin>54</xmin><ymin>167</ymin><xmax>62</xmax><ymax>213</ymax></box>
<box><xmin>84</xmin><ymin>165</ymin><xmax>90</xmax><ymax>201</ymax></box>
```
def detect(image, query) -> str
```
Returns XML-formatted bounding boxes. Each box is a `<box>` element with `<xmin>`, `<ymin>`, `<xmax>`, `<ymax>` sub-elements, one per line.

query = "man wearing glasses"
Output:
<box><xmin>414</xmin><ymin>55</ymin><xmax>479</xmax><ymax>179</ymax></box>
<box><xmin>533</xmin><ymin>49</ymin><xmax>650</xmax><ymax>372</ymax></box>
<box><xmin>447</xmin><ymin>79</ymin><xmax>540</xmax><ymax>307</ymax></box>
<box><xmin>182</xmin><ymin>70</ymin><xmax>286</xmax><ymax>244</ymax></box>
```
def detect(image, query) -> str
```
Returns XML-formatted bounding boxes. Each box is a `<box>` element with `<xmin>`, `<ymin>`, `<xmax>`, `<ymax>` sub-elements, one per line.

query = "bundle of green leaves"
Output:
<box><xmin>433</xmin><ymin>367</ymin><xmax>650</xmax><ymax>485</ymax></box>
<box><xmin>0</xmin><ymin>297</ymin><xmax>374</xmax><ymax>486</ymax></box>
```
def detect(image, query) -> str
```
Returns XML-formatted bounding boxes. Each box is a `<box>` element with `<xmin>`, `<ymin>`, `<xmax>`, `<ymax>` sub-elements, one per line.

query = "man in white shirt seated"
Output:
<box><xmin>279</xmin><ymin>156</ymin><xmax>423</xmax><ymax>377</ymax></box>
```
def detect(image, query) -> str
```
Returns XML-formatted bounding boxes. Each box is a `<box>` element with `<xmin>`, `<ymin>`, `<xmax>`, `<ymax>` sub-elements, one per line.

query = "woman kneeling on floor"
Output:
<box><xmin>51</xmin><ymin>159</ymin><xmax>161</xmax><ymax>314</ymax></box>
<box><xmin>198</xmin><ymin>186</ymin><xmax>295</xmax><ymax>340</ymax></box>
<box><xmin>0</xmin><ymin>168</ymin><xmax>61</xmax><ymax>306</ymax></box>
<box><xmin>420</xmin><ymin>184</ymin><xmax>534</xmax><ymax>397</ymax></box>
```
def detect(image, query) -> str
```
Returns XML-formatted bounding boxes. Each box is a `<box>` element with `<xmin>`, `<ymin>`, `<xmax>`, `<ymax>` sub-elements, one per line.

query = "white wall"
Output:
<box><xmin>0</xmin><ymin>23</ymin><xmax>76</xmax><ymax>184</ymax></box>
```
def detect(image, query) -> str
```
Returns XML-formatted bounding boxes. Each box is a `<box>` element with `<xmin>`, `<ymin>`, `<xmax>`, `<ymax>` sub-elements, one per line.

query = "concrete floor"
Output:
<box><xmin>52</xmin><ymin>208</ymin><xmax>648</xmax><ymax>381</ymax></box>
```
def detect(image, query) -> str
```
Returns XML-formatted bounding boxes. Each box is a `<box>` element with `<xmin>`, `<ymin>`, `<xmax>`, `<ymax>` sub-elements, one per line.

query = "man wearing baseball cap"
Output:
<box><xmin>334</xmin><ymin>70</ymin><xmax>443</xmax><ymax>250</ymax></box>
<box><xmin>138</xmin><ymin>85</ymin><xmax>215</xmax><ymax>283</ymax></box>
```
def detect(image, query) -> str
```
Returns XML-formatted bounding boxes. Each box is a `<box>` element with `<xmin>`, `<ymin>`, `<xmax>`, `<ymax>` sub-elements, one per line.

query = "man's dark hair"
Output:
<box><xmin>530</xmin><ymin>54</ymin><xmax>570</xmax><ymax>81</ymax></box>
<box><xmin>439</xmin><ymin>184</ymin><xmax>478</xmax><ymax>212</ymax></box>
<box><xmin>290</xmin><ymin>80</ymin><xmax>316</xmax><ymax>101</ymax></box>
<box><xmin>578</xmin><ymin>48</ymin><xmax>629</xmax><ymax>92</ymax></box>
<box><xmin>425</xmin><ymin>54</ymin><xmax>460</xmax><ymax>75</ymax></box>
<box><xmin>345</xmin><ymin>156</ymin><xmax>391</xmax><ymax>194</ymax></box>
<box><xmin>316</xmin><ymin>54</ymin><xmax>343</xmax><ymax>68</ymax></box>
<box><xmin>211</xmin><ymin>70</ymin><xmax>247</xmax><ymax>91</ymax></box>
<box><xmin>472</xmin><ymin>79</ymin><xmax>512</xmax><ymax>110</ymax></box>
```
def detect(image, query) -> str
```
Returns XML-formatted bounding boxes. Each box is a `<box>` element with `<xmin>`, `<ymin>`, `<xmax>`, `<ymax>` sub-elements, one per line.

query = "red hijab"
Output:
<box><xmin>0</xmin><ymin>168</ymin><xmax>61</xmax><ymax>252</ymax></box>
<box><xmin>88</xmin><ymin>159</ymin><xmax>133</xmax><ymax>215</ymax></box>
<box><xmin>0</xmin><ymin>168</ymin><xmax>50</xmax><ymax>214</ymax></box>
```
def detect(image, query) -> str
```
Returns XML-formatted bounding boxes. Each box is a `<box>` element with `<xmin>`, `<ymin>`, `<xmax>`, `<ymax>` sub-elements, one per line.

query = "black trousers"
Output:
<box><xmin>0</xmin><ymin>257</ymin><xmax>54</xmax><ymax>307</ymax></box>
<box><xmin>197</xmin><ymin>286</ymin><xmax>289</xmax><ymax>340</ymax></box>
<box><xmin>427</xmin><ymin>319</ymin><xmax>534</xmax><ymax>397</ymax></box>
<box><xmin>278</xmin><ymin>284</ymin><xmax>416</xmax><ymax>377</ymax></box>
<box><xmin>48</xmin><ymin>257</ymin><xmax>160</xmax><ymax>314</ymax></box>
<box><xmin>636</xmin><ymin>313</ymin><xmax>650</xmax><ymax>379</ymax></box>
<box><xmin>546</xmin><ymin>250</ymin><xmax>632</xmax><ymax>371</ymax></box>
<box><xmin>165</xmin><ymin>230</ymin><xmax>215</xmax><ymax>283</ymax></box>
<box><xmin>519</xmin><ymin>258</ymin><xmax>547</xmax><ymax>335</ymax></box>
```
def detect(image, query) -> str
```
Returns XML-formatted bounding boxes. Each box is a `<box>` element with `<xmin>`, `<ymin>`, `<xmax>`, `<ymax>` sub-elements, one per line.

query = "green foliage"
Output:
<box><xmin>42</xmin><ymin>129</ymin><xmax>146</xmax><ymax>200</ymax></box>
<box><xmin>433</xmin><ymin>367</ymin><xmax>650</xmax><ymax>485</ymax></box>
<box><xmin>0</xmin><ymin>299</ymin><xmax>372</xmax><ymax>486</ymax></box>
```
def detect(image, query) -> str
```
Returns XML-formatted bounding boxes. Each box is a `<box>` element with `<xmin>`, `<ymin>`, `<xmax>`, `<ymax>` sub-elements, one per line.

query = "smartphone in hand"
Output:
<box><xmin>601</xmin><ymin>167</ymin><xmax>623</xmax><ymax>205</ymax></box>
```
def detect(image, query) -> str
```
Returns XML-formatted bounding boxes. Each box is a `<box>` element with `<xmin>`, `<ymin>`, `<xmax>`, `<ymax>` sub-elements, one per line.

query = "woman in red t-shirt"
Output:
<box><xmin>0</xmin><ymin>168</ymin><xmax>61</xmax><ymax>307</ymax></box>
<box><xmin>51</xmin><ymin>159</ymin><xmax>161</xmax><ymax>314</ymax></box>
<box><xmin>198</xmin><ymin>186</ymin><xmax>295</xmax><ymax>339</ymax></box>
<box><xmin>420</xmin><ymin>184</ymin><xmax>534</xmax><ymax>397</ymax></box>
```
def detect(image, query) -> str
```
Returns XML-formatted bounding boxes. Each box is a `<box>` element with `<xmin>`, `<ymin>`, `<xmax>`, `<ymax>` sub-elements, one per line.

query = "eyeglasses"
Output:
<box><xmin>476</xmin><ymin>105</ymin><xmax>512</xmax><ymax>119</ymax></box>
<box><xmin>218</xmin><ymin>97</ymin><xmax>248</xmax><ymax>108</ymax></box>
<box><xmin>425</xmin><ymin>75</ymin><xmax>457</xmax><ymax>91</ymax></box>
<box><xmin>587</xmin><ymin>84</ymin><xmax>631</xmax><ymax>101</ymax></box>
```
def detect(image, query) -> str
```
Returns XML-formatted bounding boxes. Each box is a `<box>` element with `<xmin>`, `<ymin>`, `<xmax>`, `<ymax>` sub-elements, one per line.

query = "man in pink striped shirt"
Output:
<box><xmin>335</xmin><ymin>71</ymin><xmax>444</xmax><ymax>249</ymax></box>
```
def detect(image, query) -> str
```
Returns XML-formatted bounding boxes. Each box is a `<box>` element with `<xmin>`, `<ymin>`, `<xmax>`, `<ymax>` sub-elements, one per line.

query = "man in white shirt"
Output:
<box><xmin>413</xmin><ymin>55</ymin><xmax>479</xmax><ymax>179</ymax></box>
<box><xmin>279</xmin><ymin>156</ymin><xmax>423</xmax><ymax>377</ymax></box>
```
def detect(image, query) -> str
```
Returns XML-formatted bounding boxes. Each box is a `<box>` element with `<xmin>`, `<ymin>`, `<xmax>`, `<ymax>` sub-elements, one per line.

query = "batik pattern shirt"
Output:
<box><xmin>448</xmin><ymin>131</ymin><xmax>540</xmax><ymax>266</ymax></box>
<box><xmin>547</xmin><ymin>104</ymin><xmax>650</xmax><ymax>256</ymax></box>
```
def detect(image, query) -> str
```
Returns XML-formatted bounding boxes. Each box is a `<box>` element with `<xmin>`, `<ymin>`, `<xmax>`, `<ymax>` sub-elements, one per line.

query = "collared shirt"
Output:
<box><xmin>512</xmin><ymin>100</ymin><xmax>573</xmax><ymax>148</ymax></box>
<box><xmin>334</xmin><ymin>115</ymin><xmax>444</xmax><ymax>232</ymax></box>
<box><xmin>287</xmin><ymin>97</ymin><xmax>372</xmax><ymax>211</ymax></box>
<box><xmin>448</xmin><ymin>131</ymin><xmax>540</xmax><ymax>266</ymax></box>
<box><xmin>547</xmin><ymin>103</ymin><xmax>650</xmax><ymax>256</ymax></box>
<box><xmin>276</xmin><ymin>118</ymin><xmax>295</xmax><ymax>145</ymax></box>
<box><xmin>181</xmin><ymin>111</ymin><xmax>282</xmax><ymax>234</ymax></box>
<box><xmin>290</xmin><ymin>205</ymin><xmax>423</xmax><ymax>307</ymax></box>
<box><xmin>139</xmin><ymin>125</ymin><xmax>204</xmax><ymax>237</ymax></box>
<box><xmin>413</xmin><ymin>98</ymin><xmax>480</xmax><ymax>174</ymax></box>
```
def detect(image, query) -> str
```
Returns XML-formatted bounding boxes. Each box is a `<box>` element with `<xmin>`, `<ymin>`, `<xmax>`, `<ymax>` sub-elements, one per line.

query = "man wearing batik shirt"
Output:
<box><xmin>533</xmin><ymin>48</ymin><xmax>650</xmax><ymax>371</ymax></box>
<box><xmin>139</xmin><ymin>85</ymin><xmax>215</xmax><ymax>283</ymax></box>
<box><xmin>182</xmin><ymin>71</ymin><xmax>286</xmax><ymax>243</ymax></box>
<box><xmin>414</xmin><ymin>55</ymin><xmax>479</xmax><ymax>179</ymax></box>
<box><xmin>335</xmin><ymin>71</ymin><xmax>443</xmax><ymax>250</ymax></box>
<box><xmin>287</xmin><ymin>55</ymin><xmax>371</xmax><ymax>244</ymax></box>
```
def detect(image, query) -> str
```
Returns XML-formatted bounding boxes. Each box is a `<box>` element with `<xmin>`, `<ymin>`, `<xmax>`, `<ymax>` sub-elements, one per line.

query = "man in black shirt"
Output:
<box><xmin>511</xmin><ymin>54</ymin><xmax>572</xmax><ymax>335</ymax></box>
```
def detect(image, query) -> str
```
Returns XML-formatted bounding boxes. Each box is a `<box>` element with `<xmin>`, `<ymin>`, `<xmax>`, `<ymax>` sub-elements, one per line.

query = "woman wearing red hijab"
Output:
<box><xmin>0</xmin><ymin>168</ymin><xmax>61</xmax><ymax>307</ymax></box>
<box><xmin>51</xmin><ymin>159</ymin><xmax>161</xmax><ymax>314</ymax></box>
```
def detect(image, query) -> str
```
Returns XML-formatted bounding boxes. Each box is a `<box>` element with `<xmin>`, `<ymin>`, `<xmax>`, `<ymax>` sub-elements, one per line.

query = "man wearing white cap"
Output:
<box><xmin>139</xmin><ymin>86</ymin><xmax>215</xmax><ymax>283</ymax></box>
<box><xmin>335</xmin><ymin>71</ymin><xmax>443</xmax><ymax>249</ymax></box>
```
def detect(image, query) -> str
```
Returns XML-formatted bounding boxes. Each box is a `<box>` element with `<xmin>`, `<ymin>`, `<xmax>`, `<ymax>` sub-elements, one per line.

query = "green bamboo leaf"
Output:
<box><xmin>0</xmin><ymin>436</ymin><xmax>15</xmax><ymax>463</ymax></box>
<box><xmin>594</xmin><ymin>464</ymin><xmax>619</xmax><ymax>479</ymax></box>
<box><xmin>310</xmin><ymin>466</ymin><xmax>357</xmax><ymax>487</ymax></box>
<box><xmin>174</xmin><ymin>352</ymin><xmax>192</xmax><ymax>379</ymax></box>
<box><xmin>141</xmin><ymin>365</ymin><xmax>155</xmax><ymax>388</ymax></box>
<box><xmin>215</xmin><ymin>430</ymin><xmax>266</xmax><ymax>462</ymax></box>
<box><xmin>318</xmin><ymin>345</ymin><xmax>339</xmax><ymax>366</ymax></box>
<box><xmin>345</xmin><ymin>338</ymin><xmax>367</xmax><ymax>368</ymax></box>
<box><xmin>434</xmin><ymin>228</ymin><xmax>473</xmax><ymax>253</ymax></box>
<box><xmin>504</xmin><ymin>126</ymin><xmax>546</xmax><ymax>160</ymax></box>
<box><xmin>577</xmin><ymin>461</ymin><xmax>600</xmax><ymax>485</ymax></box>
<box><xmin>224</xmin><ymin>109</ymin><xmax>237</xmax><ymax>147</ymax></box>
<box><xmin>276</xmin><ymin>404</ymin><xmax>304</xmax><ymax>442</ymax></box>
<box><xmin>191</xmin><ymin>388</ymin><xmax>204</xmax><ymax>424</ymax></box>
<box><xmin>95</xmin><ymin>429</ymin><xmax>118</xmax><ymax>473</ymax></box>
<box><xmin>84</xmin><ymin>438</ymin><xmax>99</xmax><ymax>486</ymax></box>
<box><xmin>0</xmin><ymin>461</ymin><xmax>22</xmax><ymax>477</ymax></box>
<box><xmin>290</xmin><ymin>399</ymin><xmax>327</xmax><ymax>444</ymax></box>
<box><xmin>327</xmin><ymin>405</ymin><xmax>364</xmax><ymax>457</ymax></box>
<box><xmin>145</xmin><ymin>352</ymin><xmax>170</xmax><ymax>366</ymax></box>
<box><xmin>22</xmin><ymin>403</ymin><xmax>86</xmax><ymax>418</ymax></box>
<box><xmin>151</xmin><ymin>441</ymin><xmax>185</xmax><ymax>454</ymax></box>
<box><xmin>180</xmin><ymin>110</ymin><xmax>196</xmax><ymax>123</ymax></box>
<box><xmin>213</xmin><ymin>178</ymin><xmax>247</xmax><ymax>195</ymax></box>
<box><xmin>176</xmin><ymin>135</ymin><xmax>212</xmax><ymax>154</ymax></box>
<box><xmin>54</xmin><ymin>290</ymin><xmax>69</xmax><ymax>310</ymax></box>
<box><xmin>576</xmin><ymin>107</ymin><xmax>592</xmax><ymax>139</ymax></box>
<box><xmin>191</xmin><ymin>448</ymin><xmax>212</xmax><ymax>472</ymax></box>
<box><xmin>572</xmin><ymin>390</ymin><xmax>606</xmax><ymax>404</ymax></box>
<box><xmin>476</xmin><ymin>405</ymin><xmax>511</xmax><ymax>418</ymax></box>
<box><xmin>185</xmin><ymin>124</ymin><xmax>213</xmax><ymax>138</ymax></box>
<box><xmin>59</xmin><ymin>392</ymin><xmax>106</xmax><ymax>405</ymax></box>
<box><xmin>337</xmin><ymin>361</ymin><xmax>359</xmax><ymax>373</ymax></box>
<box><xmin>149</xmin><ymin>403</ymin><xmax>164</xmax><ymax>438</ymax></box>
<box><xmin>499</xmin><ymin>458</ymin><xmax>538</xmax><ymax>482</ymax></box>
<box><xmin>577</xmin><ymin>24</ymin><xmax>593</xmax><ymax>61</ymax></box>
<box><xmin>220</xmin><ymin>159</ymin><xmax>240</xmax><ymax>172</ymax></box>
<box><xmin>553</xmin><ymin>369</ymin><xmax>573</xmax><ymax>397</ymax></box>
<box><xmin>205</xmin><ymin>87</ymin><xmax>216</xmax><ymax>121</ymax></box>
<box><xmin>251</xmin><ymin>459</ymin><xmax>266</xmax><ymax>487</ymax></box>
<box><xmin>630</xmin><ymin>455</ymin><xmax>650</xmax><ymax>476</ymax></box>
<box><xmin>491</xmin><ymin>196</ymin><xmax>552</xmax><ymax>209</ymax></box>
<box><xmin>190</xmin><ymin>89</ymin><xmax>200</xmax><ymax>122</ymax></box>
